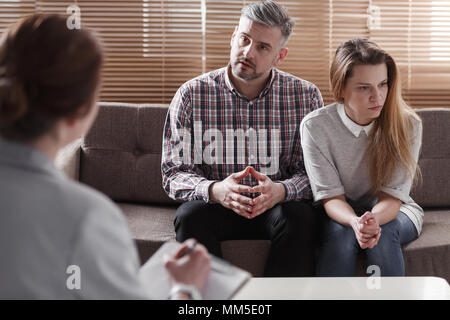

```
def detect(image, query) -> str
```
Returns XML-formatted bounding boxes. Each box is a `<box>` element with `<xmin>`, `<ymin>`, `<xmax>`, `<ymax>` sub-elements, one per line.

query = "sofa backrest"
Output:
<box><xmin>410</xmin><ymin>108</ymin><xmax>450</xmax><ymax>207</ymax></box>
<box><xmin>81</xmin><ymin>102</ymin><xmax>177</xmax><ymax>205</ymax></box>
<box><xmin>81</xmin><ymin>103</ymin><xmax>449</xmax><ymax>208</ymax></box>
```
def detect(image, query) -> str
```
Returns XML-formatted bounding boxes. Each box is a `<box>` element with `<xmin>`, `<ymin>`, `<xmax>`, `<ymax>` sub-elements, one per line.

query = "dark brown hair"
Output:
<box><xmin>0</xmin><ymin>14</ymin><xmax>103</xmax><ymax>141</ymax></box>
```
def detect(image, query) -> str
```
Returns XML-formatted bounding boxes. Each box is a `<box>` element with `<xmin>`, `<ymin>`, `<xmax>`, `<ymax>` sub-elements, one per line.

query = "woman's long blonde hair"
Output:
<box><xmin>330</xmin><ymin>38</ymin><xmax>421</xmax><ymax>195</ymax></box>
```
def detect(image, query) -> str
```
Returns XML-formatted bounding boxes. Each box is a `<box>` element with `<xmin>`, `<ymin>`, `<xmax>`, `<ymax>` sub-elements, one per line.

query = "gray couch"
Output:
<box><xmin>56</xmin><ymin>102</ymin><xmax>450</xmax><ymax>282</ymax></box>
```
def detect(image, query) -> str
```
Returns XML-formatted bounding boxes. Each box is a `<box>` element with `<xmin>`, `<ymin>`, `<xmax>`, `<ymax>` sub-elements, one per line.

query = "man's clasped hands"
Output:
<box><xmin>210</xmin><ymin>165</ymin><xmax>382</xmax><ymax>249</ymax></box>
<box><xmin>209</xmin><ymin>166</ymin><xmax>286</xmax><ymax>219</ymax></box>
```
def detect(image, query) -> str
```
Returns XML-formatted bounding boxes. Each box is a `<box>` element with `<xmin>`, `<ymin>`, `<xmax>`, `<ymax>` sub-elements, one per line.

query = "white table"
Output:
<box><xmin>233</xmin><ymin>277</ymin><xmax>450</xmax><ymax>300</ymax></box>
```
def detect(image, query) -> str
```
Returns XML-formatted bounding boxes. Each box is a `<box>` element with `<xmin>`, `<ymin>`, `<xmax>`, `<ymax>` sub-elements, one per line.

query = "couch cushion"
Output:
<box><xmin>411</xmin><ymin>108</ymin><xmax>450</xmax><ymax>207</ymax></box>
<box><xmin>403</xmin><ymin>209</ymin><xmax>450</xmax><ymax>281</ymax></box>
<box><xmin>116</xmin><ymin>202</ymin><xmax>270</xmax><ymax>276</ymax></box>
<box><xmin>81</xmin><ymin>102</ymin><xmax>177</xmax><ymax>205</ymax></box>
<box><xmin>116</xmin><ymin>202</ymin><xmax>177</xmax><ymax>264</ymax></box>
<box><xmin>117</xmin><ymin>201</ymin><xmax>450</xmax><ymax>281</ymax></box>
<box><xmin>221</xmin><ymin>240</ymin><xmax>271</xmax><ymax>277</ymax></box>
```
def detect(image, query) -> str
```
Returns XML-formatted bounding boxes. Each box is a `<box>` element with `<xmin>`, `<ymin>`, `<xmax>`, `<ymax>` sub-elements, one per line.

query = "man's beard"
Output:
<box><xmin>230</xmin><ymin>57</ymin><xmax>264</xmax><ymax>81</ymax></box>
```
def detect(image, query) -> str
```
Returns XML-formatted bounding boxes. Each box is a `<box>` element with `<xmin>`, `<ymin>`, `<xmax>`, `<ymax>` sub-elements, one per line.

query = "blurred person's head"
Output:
<box><xmin>330</xmin><ymin>38</ymin><xmax>421</xmax><ymax>194</ymax></box>
<box><xmin>229</xmin><ymin>1</ymin><xmax>294</xmax><ymax>82</ymax></box>
<box><xmin>0</xmin><ymin>14</ymin><xmax>103</xmax><ymax>147</ymax></box>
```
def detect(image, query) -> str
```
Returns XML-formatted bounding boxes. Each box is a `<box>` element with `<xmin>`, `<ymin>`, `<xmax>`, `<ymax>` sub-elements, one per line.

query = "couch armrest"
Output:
<box><xmin>55</xmin><ymin>138</ymin><xmax>82</xmax><ymax>181</ymax></box>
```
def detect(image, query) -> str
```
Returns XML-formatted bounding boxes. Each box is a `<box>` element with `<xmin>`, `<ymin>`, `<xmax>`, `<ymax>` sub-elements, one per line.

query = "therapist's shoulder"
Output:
<box><xmin>56</xmin><ymin>177</ymin><xmax>148</xmax><ymax>300</ymax></box>
<box><xmin>55</xmin><ymin>176</ymin><xmax>124</xmax><ymax>225</ymax></box>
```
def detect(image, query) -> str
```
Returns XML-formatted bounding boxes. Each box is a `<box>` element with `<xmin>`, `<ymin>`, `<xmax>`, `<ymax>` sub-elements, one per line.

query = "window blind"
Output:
<box><xmin>371</xmin><ymin>0</ymin><xmax>450</xmax><ymax>107</ymax></box>
<box><xmin>0</xmin><ymin>0</ymin><xmax>448</xmax><ymax>107</ymax></box>
<box><xmin>0</xmin><ymin>1</ymin><xmax>35</xmax><ymax>33</ymax></box>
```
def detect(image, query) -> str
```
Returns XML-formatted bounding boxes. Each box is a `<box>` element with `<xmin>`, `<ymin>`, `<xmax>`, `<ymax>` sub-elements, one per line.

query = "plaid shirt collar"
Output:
<box><xmin>223</xmin><ymin>64</ymin><xmax>278</xmax><ymax>100</ymax></box>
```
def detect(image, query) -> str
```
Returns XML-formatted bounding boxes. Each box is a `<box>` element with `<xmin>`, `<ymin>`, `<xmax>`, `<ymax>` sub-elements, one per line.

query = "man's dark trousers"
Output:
<box><xmin>174</xmin><ymin>200</ymin><xmax>319</xmax><ymax>276</ymax></box>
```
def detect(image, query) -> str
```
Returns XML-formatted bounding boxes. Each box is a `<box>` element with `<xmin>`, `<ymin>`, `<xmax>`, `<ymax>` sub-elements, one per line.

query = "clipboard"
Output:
<box><xmin>139</xmin><ymin>241</ymin><xmax>251</xmax><ymax>300</ymax></box>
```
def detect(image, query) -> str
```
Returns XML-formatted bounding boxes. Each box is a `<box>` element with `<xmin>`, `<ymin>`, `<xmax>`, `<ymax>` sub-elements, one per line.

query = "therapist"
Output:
<box><xmin>0</xmin><ymin>14</ymin><xmax>210</xmax><ymax>299</ymax></box>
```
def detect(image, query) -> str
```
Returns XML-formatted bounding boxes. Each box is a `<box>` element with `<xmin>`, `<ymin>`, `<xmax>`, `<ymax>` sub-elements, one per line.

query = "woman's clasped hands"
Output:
<box><xmin>351</xmin><ymin>211</ymin><xmax>381</xmax><ymax>249</ymax></box>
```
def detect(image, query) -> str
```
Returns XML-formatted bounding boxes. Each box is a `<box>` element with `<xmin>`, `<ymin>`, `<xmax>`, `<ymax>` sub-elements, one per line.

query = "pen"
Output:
<box><xmin>176</xmin><ymin>240</ymin><xmax>197</xmax><ymax>259</ymax></box>
<box><xmin>175</xmin><ymin>240</ymin><xmax>233</xmax><ymax>275</ymax></box>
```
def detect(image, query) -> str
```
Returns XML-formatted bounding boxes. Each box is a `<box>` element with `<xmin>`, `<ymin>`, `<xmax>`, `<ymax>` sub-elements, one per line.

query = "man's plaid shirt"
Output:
<box><xmin>161</xmin><ymin>66</ymin><xmax>323</xmax><ymax>203</ymax></box>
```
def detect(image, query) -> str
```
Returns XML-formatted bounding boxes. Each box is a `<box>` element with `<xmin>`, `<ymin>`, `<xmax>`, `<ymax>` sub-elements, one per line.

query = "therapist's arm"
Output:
<box><xmin>371</xmin><ymin>191</ymin><xmax>402</xmax><ymax>226</ymax></box>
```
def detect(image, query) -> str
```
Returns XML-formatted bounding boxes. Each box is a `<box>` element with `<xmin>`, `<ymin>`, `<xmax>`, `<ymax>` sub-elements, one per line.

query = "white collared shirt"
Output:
<box><xmin>336</xmin><ymin>103</ymin><xmax>374</xmax><ymax>137</ymax></box>
<box><xmin>300</xmin><ymin>102</ymin><xmax>424</xmax><ymax>234</ymax></box>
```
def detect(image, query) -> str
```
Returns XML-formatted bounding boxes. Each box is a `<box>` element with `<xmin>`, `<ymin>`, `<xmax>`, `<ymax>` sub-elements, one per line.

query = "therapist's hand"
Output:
<box><xmin>164</xmin><ymin>239</ymin><xmax>211</xmax><ymax>298</ymax></box>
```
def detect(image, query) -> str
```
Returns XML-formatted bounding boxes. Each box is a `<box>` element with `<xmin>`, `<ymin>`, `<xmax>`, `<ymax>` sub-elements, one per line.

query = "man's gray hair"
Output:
<box><xmin>241</xmin><ymin>1</ymin><xmax>295</xmax><ymax>46</ymax></box>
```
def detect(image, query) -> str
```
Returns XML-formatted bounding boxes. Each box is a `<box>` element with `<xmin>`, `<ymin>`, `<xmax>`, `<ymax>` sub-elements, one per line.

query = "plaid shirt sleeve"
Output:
<box><xmin>278</xmin><ymin>83</ymin><xmax>324</xmax><ymax>201</ymax></box>
<box><xmin>161</xmin><ymin>85</ymin><xmax>215</xmax><ymax>202</ymax></box>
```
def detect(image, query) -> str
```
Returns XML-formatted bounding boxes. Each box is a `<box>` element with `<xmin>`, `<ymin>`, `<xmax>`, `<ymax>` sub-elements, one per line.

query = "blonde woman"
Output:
<box><xmin>300</xmin><ymin>38</ymin><xmax>423</xmax><ymax>276</ymax></box>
